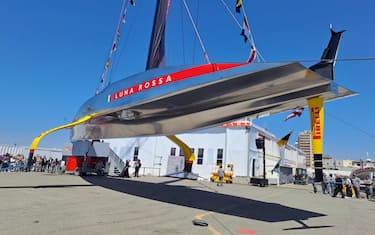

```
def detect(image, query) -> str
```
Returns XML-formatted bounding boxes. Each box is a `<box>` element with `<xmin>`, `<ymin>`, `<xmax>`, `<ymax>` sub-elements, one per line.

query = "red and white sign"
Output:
<box><xmin>221</xmin><ymin>121</ymin><xmax>252</xmax><ymax>127</ymax></box>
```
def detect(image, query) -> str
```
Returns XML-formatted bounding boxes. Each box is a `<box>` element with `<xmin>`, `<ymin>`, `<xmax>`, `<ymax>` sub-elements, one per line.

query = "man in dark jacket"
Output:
<box><xmin>332</xmin><ymin>175</ymin><xmax>345</xmax><ymax>198</ymax></box>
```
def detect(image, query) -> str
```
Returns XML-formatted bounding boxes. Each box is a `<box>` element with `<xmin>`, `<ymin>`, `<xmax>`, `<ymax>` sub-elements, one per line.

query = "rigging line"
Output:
<box><xmin>99</xmin><ymin>0</ymin><xmax>128</xmax><ymax>92</ymax></box>
<box><xmin>254</xmin><ymin>57</ymin><xmax>375</xmax><ymax>64</ymax></box>
<box><xmin>113</xmin><ymin>4</ymin><xmax>138</xmax><ymax>79</ymax></box>
<box><xmin>107</xmin><ymin>0</ymin><xmax>128</xmax><ymax>86</ymax></box>
<box><xmin>241</xmin><ymin>1</ymin><xmax>255</xmax><ymax>45</ymax></box>
<box><xmin>182</xmin><ymin>0</ymin><xmax>211</xmax><ymax>64</ymax></box>
<box><xmin>220</xmin><ymin>0</ymin><xmax>241</xmax><ymax>28</ymax></box>
<box><xmin>240</xmin><ymin>1</ymin><xmax>265</xmax><ymax>62</ymax></box>
<box><xmin>219</xmin><ymin>0</ymin><xmax>265</xmax><ymax>62</ymax></box>
<box><xmin>109</xmin><ymin>5</ymin><xmax>130</xmax><ymax>84</ymax></box>
<box><xmin>192</xmin><ymin>0</ymin><xmax>200</xmax><ymax>64</ymax></box>
<box><xmin>256</xmin><ymin>49</ymin><xmax>266</xmax><ymax>62</ymax></box>
<box><xmin>179</xmin><ymin>1</ymin><xmax>186</xmax><ymax>64</ymax></box>
<box><xmin>326</xmin><ymin>111</ymin><xmax>375</xmax><ymax>140</ymax></box>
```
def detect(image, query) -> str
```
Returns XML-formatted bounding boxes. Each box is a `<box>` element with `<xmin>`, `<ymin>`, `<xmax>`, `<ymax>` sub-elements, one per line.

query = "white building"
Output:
<box><xmin>0</xmin><ymin>144</ymin><xmax>63</xmax><ymax>160</ymax></box>
<box><xmin>106</xmin><ymin>121</ymin><xmax>306</xmax><ymax>184</ymax></box>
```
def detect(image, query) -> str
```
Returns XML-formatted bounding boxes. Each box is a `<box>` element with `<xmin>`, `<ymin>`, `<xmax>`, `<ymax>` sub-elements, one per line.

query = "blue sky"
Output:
<box><xmin>0</xmin><ymin>0</ymin><xmax>374</xmax><ymax>160</ymax></box>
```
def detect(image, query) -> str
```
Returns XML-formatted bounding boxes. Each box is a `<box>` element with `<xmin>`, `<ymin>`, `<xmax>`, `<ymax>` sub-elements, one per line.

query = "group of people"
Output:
<box><xmin>0</xmin><ymin>153</ymin><xmax>60</xmax><ymax>173</ymax></box>
<box><xmin>311</xmin><ymin>172</ymin><xmax>374</xmax><ymax>200</ymax></box>
<box><xmin>120</xmin><ymin>159</ymin><xmax>142</xmax><ymax>178</ymax></box>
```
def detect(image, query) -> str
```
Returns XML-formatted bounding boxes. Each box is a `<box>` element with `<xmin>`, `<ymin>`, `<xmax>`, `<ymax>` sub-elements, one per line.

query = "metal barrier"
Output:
<box><xmin>141</xmin><ymin>167</ymin><xmax>161</xmax><ymax>177</ymax></box>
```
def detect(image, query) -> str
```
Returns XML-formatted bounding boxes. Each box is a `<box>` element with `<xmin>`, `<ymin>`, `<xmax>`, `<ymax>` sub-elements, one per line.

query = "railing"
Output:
<box><xmin>107</xmin><ymin>148</ymin><xmax>124</xmax><ymax>176</ymax></box>
<box><xmin>141</xmin><ymin>167</ymin><xmax>161</xmax><ymax>177</ymax></box>
<box><xmin>0</xmin><ymin>163</ymin><xmax>26</xmax><ymax>172</ymax></box>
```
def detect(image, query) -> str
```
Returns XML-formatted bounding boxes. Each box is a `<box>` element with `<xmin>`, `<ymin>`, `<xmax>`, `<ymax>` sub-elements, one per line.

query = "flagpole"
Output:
<box><xmin>255</xmin><ymin>134</ymin><xmax>268</xmax><ymax>187</ymax></box>
<box><xmin>262</xmin><ymin>135</ymin><xmax>266</xmax><ymax>186</ymax></box>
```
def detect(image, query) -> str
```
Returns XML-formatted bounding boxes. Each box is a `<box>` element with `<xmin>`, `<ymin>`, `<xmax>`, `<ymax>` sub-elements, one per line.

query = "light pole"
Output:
<box><xmin>256</xmin><ymin>135</ymin><xmax>267</xmax><ymax>187</ymax></box>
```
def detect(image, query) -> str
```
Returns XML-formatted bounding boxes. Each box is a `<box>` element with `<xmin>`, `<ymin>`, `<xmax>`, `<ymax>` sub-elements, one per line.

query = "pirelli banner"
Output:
<box><xmin>308</xmin><ymin>97</ymin><xmax>324</xmax><ymax>182</ymax></box>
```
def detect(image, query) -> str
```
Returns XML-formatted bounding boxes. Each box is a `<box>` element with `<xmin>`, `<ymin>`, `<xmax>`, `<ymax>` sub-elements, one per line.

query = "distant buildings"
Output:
<box><xmin>296</xmin><ymin>131</ymin><xmax>313</xmax><ymax>168</ymax></box>
<box><xmin>296</xmin><ymin>130</ymin><xmax>374</xmax><ymax>174</ymax></box>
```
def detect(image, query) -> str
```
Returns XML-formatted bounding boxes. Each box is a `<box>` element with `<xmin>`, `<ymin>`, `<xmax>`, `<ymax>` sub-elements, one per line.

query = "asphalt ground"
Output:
<box><xmin>0</xmin><ymin>172</ymin><xmax>374</xmax><ymax>235</ymax></box>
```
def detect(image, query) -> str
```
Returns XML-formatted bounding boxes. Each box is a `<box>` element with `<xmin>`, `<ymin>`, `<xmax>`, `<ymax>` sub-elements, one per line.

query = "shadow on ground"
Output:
<box><xmin>0</xmin><ymin>184</ymin><xmax>94</xmax><ymax>189</ymax></box>
<box><xmin>82</xmin><ymin>175</ymin><xmax>330</xmax><ymax>227</ymax></box>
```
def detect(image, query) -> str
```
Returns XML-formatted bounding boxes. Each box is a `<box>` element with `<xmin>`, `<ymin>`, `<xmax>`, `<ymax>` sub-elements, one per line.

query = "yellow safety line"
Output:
<box><xmin>29</xmin><ymin>112</ymin><xmax>98</xmax><ymax>151</ymax></box>
<box><xmin>194</xmin><ymin>212</ymin><xmax>221</xmax><ymax>235</ymax></box>
<box><xmin>195</xmin><ymin>212</ymin><xmax>213</xmax><ymax>220</ymax></box>
<box><xmin>166</xmin><ymin>135</ymin><xmax>195</xmax><ymax>162</ymax></box>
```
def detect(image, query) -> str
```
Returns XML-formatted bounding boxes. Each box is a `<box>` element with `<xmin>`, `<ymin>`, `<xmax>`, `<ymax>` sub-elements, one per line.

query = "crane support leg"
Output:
<box><xmin>166</xmin><ymin>135</ymin><xmax>196</xmax><ymax>173</ymax></box>
<box><xmin>308</xmin><ymin>97</ymin><xmax>325</xmax><ymax>182</ymax></box>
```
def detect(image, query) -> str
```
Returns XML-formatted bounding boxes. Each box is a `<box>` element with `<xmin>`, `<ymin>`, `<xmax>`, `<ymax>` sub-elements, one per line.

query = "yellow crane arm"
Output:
<box><xmin>27</xmin><ymin>113</ymin><xmax>98</xmax><ymax>166</ymax></box>
<box><xmin>166</xmin><ymin>135</ymin><xmax>195</xmax><ymax>162</ymax></box>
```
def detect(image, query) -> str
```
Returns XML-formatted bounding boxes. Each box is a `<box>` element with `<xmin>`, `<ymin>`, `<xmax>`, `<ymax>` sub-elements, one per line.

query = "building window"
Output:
<box><xmin>217</xmin><ymin>148</ymin><xmax>223</xmax><ymax>165</ymax></box>
<box><xmin>133</xmin><ymin>146</ymin><xmax>139</xmax><ymax>161</ymax></box>
<box><xmin>197</xmin><ymin>148</ymin><xmax>204</xmax><ymax>165</ymax></box>
<box><xmin>170</xmin><ymin>147</ymin><xmax>176</xmax><ymax>156</ymax></box>
<box><xmin>179</xmin><ymin>148</ymin><xmax>194</xmax><ymax>157</ymax></box>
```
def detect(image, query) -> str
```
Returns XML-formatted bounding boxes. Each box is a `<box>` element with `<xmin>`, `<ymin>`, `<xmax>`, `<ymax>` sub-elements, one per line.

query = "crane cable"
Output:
<box><xmin>219</xmin><ymin>0</ymin><xmax>265</xmax><ymax>62</ymax></box>
<box><xmin>182</xmin><ymin>0</ymin><xmax>211</xmax><ymax>64</ymax></box>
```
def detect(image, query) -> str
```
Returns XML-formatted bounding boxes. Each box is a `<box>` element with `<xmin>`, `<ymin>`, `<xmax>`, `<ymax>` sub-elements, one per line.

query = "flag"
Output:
<box><xmin>121</xmin><ymin>14</ymin><xmax>126</xmax><ymax>23</ymax></box>
<box><xmin>272</xmin><ymin>158</ymin><xmax>281</xmax><ymax>174</ymax></box>
<box><xmin>272</xmin><ymin>146</ymin><xmax>285</xmax><ymax>174</ymax></box>
<box><xmin>284</xmin><ymin>106</ymin><xmax>304</xmax><ymax>121</ymax></box>
<box><xmin>117</xmin><ymin>28</ymin><xmax>121</xmax><ymax>38</ymax></box>
<box><xmin>121</xmin><ymin>7</ymin><xmax>128</xmax><ymax>24</ymax></box>
<box><xmin>105</xmin><ymin>59</ymin><xmax>110</xmax><ymax>69</ymax></box>
<box><xmin>277</xmin><ymin>131</ymin><xmax>292</xmax><ymax>147</ymax></box>
<box><xmin>235</xmin><ymin>0</ymin><xmax>242</xmax><ymax>13</ymax></box>
<box><xmin>111</xmin><ymin>42</ymin><xmax>117</xmax><ymax>52</ymax></box>
<box><xmin>272</xmin><ymin>131</ymin><xmax>292</xmax><ymax>174</ymax></box>
<box><xmin>240</xmin><ymin>29</ymin><xmax>247</xmax><ymax>42</ymax></box>
<box><xmin>240</xmin><ymin>16</ymin><xmax>250</xmax><ymax>42</ymax></box>
<box><xmin>100</xmin><ymin>72</ymin><xmax>105</xmax><ymax>83</ymax></box>
<box><xmin>247</xmin><ymin>44</ymin><xmax>257</xmax><ymax>63</ymax></box>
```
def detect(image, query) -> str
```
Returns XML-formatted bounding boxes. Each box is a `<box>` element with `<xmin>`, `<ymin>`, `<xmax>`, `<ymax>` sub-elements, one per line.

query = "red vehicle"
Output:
<box><xmin>64</xmin><ymin>140</ymin><xmax>110</xmax><ymax>176</ymax></box>
<box><xmin>65</xmin><ymin>156</ymin><xmax>107</xmax><ymax>176</ymax></box>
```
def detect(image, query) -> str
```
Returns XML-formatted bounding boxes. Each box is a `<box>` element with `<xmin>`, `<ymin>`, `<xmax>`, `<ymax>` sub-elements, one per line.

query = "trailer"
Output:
<box><xmin>64</xmin><ymin>140</ymin><xmax>110</xmax><ymax>176</ymax></box>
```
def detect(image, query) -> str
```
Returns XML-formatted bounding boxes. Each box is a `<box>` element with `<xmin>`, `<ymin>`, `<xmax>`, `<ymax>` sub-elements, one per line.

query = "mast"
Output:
<box><xmin>146</xmin><ymin>0</ymin><xmax>170</xmax><ymax>70</ymax></box>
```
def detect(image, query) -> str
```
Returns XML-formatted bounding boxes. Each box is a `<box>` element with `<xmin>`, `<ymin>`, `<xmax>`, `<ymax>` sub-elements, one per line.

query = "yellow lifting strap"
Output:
<box><xmin>29</xmin><ymin>113</ymin><xmax>98</xmax><ymax>153</ymax></box>
<box><xmin>166</xmin><ymin>135</ymin><xmax>195</xmax><ymax>162</ymax></box>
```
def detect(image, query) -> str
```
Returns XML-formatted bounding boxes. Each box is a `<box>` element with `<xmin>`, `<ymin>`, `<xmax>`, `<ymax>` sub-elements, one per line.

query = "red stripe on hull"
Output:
<box><xmin>109</xmin><ymin>63</ymin><xmax>245</xmax><ymax>102</ymax></box>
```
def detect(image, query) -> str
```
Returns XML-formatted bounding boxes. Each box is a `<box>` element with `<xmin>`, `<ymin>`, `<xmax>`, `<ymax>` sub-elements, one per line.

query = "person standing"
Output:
<box><xmin>344</xmin><ymin>176</ymin><xmax>353</xmax><ymax>197</ymax></box>
<box><xmin>327</xmin><ymin>173</ymin><xmax>335</xmax><ymax>195</ymax></box>
<box><xmin>217</xmin><ymin>165</ymin><xmax>225</xmax><ymax>187</ymax></box>
<box><xmin>134</xmin><ymin>159</ymin><xmax>141</xmax><ymax>177</ymax></box>
<box><xmin>332</xmin><ymin>175</ymin><xmax>345</xmax><ymax>198</ymax></box>
<box><xmin>368</xmin><ymin>177</ymin><xmax>375</xmax><ymax>200</ymax></box>
<box><xmin>321</xmin><ymin>173</ymin><xmax>328</xmax><ymax>194</ymax></box>
<box><xmin>363</xmin><ymin>175</ymin><xmax>373</xmax><ymax>200</ymax></box>
<box><xmin>310</xmin><ymin>173</ymin><xmax>317</xmax><ymax>193</ymax></box>
<box><xmin>352</xmin><ymin>174</ymin><xmax>361</xmax><ymax>199</ymax></box>
<box><xmin>124</xmin><ymin>160</ymin><xmax>130</xmax><ymax>178</ymax></box>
